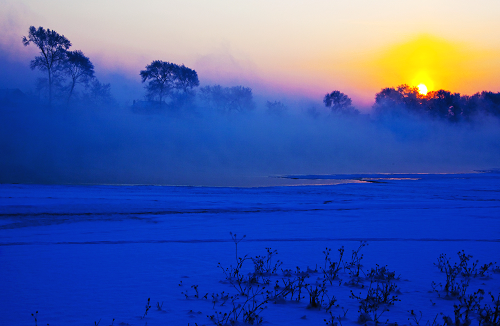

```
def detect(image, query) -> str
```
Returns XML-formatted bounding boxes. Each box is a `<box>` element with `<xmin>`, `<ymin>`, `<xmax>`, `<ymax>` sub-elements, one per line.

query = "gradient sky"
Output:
<box><xmin>1</xmin><ymin>0</ymin><xmax>500</xmax><ymax>108</ymax></box>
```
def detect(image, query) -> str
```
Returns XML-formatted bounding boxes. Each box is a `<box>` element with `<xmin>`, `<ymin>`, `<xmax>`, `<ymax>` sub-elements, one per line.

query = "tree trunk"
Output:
<box><xmin>67</xmin><ymin>78</ymin><xmax>76</xmax><ymax>106</ymax></box>
<box><xmin>48</xmin><ymin>70</ymin><xmax>53</xmax><ymax>108</ymax></box>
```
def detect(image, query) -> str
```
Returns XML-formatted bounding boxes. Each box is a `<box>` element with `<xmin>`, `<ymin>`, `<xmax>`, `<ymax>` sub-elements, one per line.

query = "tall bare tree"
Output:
<box><xmin>63</xmin><ymin>50</ymin><xmax>94</xmax><ymax>104</ymax></box>
<box><xmin>22</xmin><ymin>26</ymin><xmax>72</xmax><ymax>106</ymax></box>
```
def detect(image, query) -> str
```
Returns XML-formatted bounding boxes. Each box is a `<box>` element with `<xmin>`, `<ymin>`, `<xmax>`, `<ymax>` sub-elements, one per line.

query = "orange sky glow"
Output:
<box><xmin>1</xmin><ymin>0</ymin><xmax>500</xmax><ymax>109</ymax></box>
<box><xmin>296</xmin><ymin>34</ymin><xmax>500</xmax><ymax>108</ymax></box>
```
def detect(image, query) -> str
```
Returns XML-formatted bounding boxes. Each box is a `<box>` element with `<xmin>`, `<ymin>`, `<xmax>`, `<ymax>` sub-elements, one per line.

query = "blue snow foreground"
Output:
<box><xmin>0</xmin><ymin>171</ymin><xmax>499</xmax><ymax>325</ymax></box>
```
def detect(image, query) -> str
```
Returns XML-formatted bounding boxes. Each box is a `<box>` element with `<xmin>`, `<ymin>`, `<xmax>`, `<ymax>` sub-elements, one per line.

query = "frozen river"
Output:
<box><xmin>1</xmin><ymin>172</ymin><xmax>499</xmax><ymax>325</ymax></box>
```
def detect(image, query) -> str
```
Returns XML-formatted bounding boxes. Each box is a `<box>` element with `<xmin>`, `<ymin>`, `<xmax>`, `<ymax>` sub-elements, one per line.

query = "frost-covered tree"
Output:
<box><xmin>22</xmin><ymin>26</ymin><xmax>72</xmax><ymax>106</ymax></box>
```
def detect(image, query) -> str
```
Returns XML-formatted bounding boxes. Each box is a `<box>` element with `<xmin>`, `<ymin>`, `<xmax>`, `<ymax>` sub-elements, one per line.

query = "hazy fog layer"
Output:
<box><xmin>1</xmin><ymin>39</ymin><xmax>499</xmax><ymax>186</ymax></box>
<box><xmin>1</xmin><ymin>101</ymin><xmax>499</xmax><ymax>186</ymax></box>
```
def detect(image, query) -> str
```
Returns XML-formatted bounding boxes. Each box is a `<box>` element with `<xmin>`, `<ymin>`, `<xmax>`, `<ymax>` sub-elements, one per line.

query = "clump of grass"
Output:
<box><xmin>432</xmin><ymin>250</ymin><xmax>500</xmax><ymax>325</ymax></box>
<box><xmin>141</xmin><ymin>298</ymin><xmax>151</xmax><ymax>319</ymax></box>
<box><xmin>209</xmin><ymin>233</ymin><xmax>271</xmax><ymax>324</ymax></box>
<box><xmin>350</xmin><ymin>275</ymin><xmax>400</xmax><ymax>324</ymax></box>
<box><xmin>180</xmin><ymin>282</ymin><xmax>206</xmax><ymax>301</ymax></box>
<box><xmin>212</xmin><ymin>235</ymin><xmax>381</xmax><ymax>325</ymax></box>
<box><xmin>324</xmin><ymin>310</ymin><xmax>344</xmax><ymax>326</ymax></box>
<box><xmin>433</xmin><ymin>253</ymin><xmax>465</xmax><ymax>297</ymax></box>
<box><xmin>31</xmin><ymin>242</ymin><xmax>499</xmax><ymax>326</ymax></box>
<box><xmin>321</xmin><ymin>246</ymin><xmax>344</xmax><ymax>286</ymax></box>
<box><xmin>367</xmin><ymin>264</ymin><xmax>400</xmax><ymax>282</ymax></box>
<box><xmin>407</xmin><ymin>310</ymin><xmax>441</xmax><ymax>326</ymax></box>
<box><xmin>457</xmin><ymin>250</ymin><xmax>494</xmax><ymax>278</ymax></box>
<box><xmin>208</xmin><ymin>285</ymin><xmax>269</xmax><ymax>325</ymax></box>
<box><xmin>302</xmin><ymin>280</ymin><xmax>338</xmax><ymax>312</ymax></box>
<box><xmin>33</xmin><ymin>238</ymin><xmax>496</xmax><ymax>326</ymax></box>
<box><xmin>477</xmin><ymin>291</ymin><xmax>500</xmax><ymax>326</ymax></box>
<box><xmin>229</xmin><ymin>232</ymin><xmax>246</xmax><ymax>263</ymax></box>
<box><xmin>210</xmin><ymin>291</ymin><xmax>232</xmax><ymax>309</ymax></box>
<box><xmin>251</xmin><ymin>247</ymin><xmax>283</xmax><ymax>281</ymax></box>
<box><xmin>305</xmin><ymin>282</ymin><xmax>326</xmax><ymax>309</ymax></box>
<box><xmin>343</xmin><ymin>241</ymin><xmax>368</xmax><ymax>287</ymax></box>
<box><xmin>433</xmin><ymin>251</ymin><xmax>496</xmax><ymax>299</ymax></box>
<box><xmin>31</xmin><ymin>311</ymin><xmax>38</xmax><ymax>326</ymax></box>
<box><xmin>452</xmin><ymin>289</ymin><xmax>484</xmax><ymax>325</ymax></box>
<box><xmin>210</xmin><ymin>236</ymin><xmax>397</xmax><ymax>325</ymax></box>
<box><xmin>269</xmin><ymin>266</ymin><xmax>309</xmax><ymax>303</ymax></box>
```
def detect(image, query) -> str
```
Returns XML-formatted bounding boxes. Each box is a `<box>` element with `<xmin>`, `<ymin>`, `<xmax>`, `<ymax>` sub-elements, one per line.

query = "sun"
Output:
<box><xmin>417</xmin><ymin>84</ymin><xmax>428</xmax><ymax>95</ymax></box>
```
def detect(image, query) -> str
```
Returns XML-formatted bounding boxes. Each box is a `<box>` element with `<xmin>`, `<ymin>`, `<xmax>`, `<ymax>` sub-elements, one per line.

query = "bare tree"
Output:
<box><xmin>174</xmin><ymin>64</ymin><xmax>199</xmax><ymax>93</ymax></box>
<box><xmin>63</xmin><ymin>50</ymin><xmax>95</xmax><ymax>104</ymax></box>
<box><xmin>140</xmin><ymin>61</ymin><xmax>176</xmax><ymax>103</ymax></box>
<box><xmin>199</xmin><ymin>85</ymin><xmax>255</xmax><ymax>113</ymax></box>
<box><xmin>22</xmin><ymin>26</ymin><xmax>71</xmax><ymax>106</ymax></box>
<box><xmin>323</xmin><ymin>90</ymin><xmax>358</xmax><ymax>115</ymax></box>
<box><xmin>140</xmin><ymin>61</ymin><xmax>199</xmax><ymax>104</ymax></box>
<box><xmin>266</xmin><ymin>101</ymin><xmax>287</xmax><ymax>115</ymax></box>
<box><xmin>83</xmin><ymin>79</ymin><xmax>115</xmax><ymax>107</ymax></box>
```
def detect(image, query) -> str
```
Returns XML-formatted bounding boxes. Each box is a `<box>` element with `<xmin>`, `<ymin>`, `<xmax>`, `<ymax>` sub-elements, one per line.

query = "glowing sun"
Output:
<box><xmin>417</xmin><ymin>84</ymin><xmax>428</xmax><ymax>95</ymax></box>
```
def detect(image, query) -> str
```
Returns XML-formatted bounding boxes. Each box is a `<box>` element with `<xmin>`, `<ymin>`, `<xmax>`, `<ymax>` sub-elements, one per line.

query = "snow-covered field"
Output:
<box><xmin>1</xmin><ymin>172</ymin><xmax>499</xmax><ymax>326</ymax></box>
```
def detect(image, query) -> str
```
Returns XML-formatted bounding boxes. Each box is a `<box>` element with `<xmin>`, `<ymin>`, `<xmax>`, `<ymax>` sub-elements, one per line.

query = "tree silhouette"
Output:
<box><xmin>140</xmin><ymin>61</ymin><xmax>199</xmax><ymax>104</ymax></box>
<box><xmin>140</xmin><ymin>61</ymin><xmax>176</xmax><ymax>103</ymax></box>
<box><xmin>227</xmin><ymin>86</ymin><xmax>254</xmax><ymax>112</ymax></box>
<box><xmin>266</xmin><ymin>100</ymin><xmax>287</xmax><ymax>115</ymax></box>
<box><xmin>323</xmin><ymin>90</ymin><xmax>358</xmax><ymax>115</ymax></box>
<box><xmin>426</xmin><ymin>90</ymin><xmax>463</xmax><ymax>121</ymax></box>
<box><xmin>83</xmin><ymin>79</ymin><xmax>115</xmax><ymax>107</ymax></box>
<box><xmin>22</xmin><ymin>26</ymin><xmax>72</xmax><ymax>106</ymax></box>
<box><xmin>370</xmin><ymin>84</ymin><xmax>500</xmax><ymax>121</ymax></box>
<box><xmin>63</xmin><ymin>50</ymin><xmax>95</xmax><ymax>104</ymax></box>
<box><xmin>373</xmin><ymin>84</ymin><xmax>425</xmax><ymax>116</ymax></box>
<box><xmin>199</xmin><ymin>85</ymin><xmax>255</xmax><ymax>113</ymax></box>
<box><xmin>174</xmin><ymin>64</ymin><xmax>200</xmax><ymax>93</ymax></box>
<box><xmin>477</xmin><ymin>91</ymin><xmax>500</xmax><ymax>116</ymax></box>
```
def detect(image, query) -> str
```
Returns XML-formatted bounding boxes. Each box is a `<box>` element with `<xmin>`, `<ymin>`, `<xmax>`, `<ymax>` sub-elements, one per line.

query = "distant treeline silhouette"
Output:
<box><xmin>11</xmin><ymin>26</ymin><xmax>500</xmax><ymax>122</ymax></box>
<box><xmin>374</xmin><ymin>84</ymin><xmax>500</xmax><ymax>121</ymax></box>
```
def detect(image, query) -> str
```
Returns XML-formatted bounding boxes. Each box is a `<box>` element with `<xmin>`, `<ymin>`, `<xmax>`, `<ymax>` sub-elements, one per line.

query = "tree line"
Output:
<box><xmin>22</xmin><ymin>26</ymin><xmax>113</xmax><ymax>107</ymax></box>
<box><xmin>373</xmin><ymin>84</ymin><xmax>500</xmax><ymax>121</ymax></box>
<box><xmin>19</xmin><ymin>26</ymin><xmax>500</xmax><ymax>121</ymax></box>
<box><xmin>17</xmin><ymin>25</ymin><xmax>359</xmax><ymax>115</ymax></box>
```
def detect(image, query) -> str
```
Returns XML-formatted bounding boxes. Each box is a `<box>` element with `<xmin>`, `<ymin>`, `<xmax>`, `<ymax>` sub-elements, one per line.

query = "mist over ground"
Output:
<box><xmin>1</xmin><ymin>98</ymin><xmax>499</xmax><ymax>186</ymax></box>
<box><xmin>1</xmin><ymin>37</ymin><xmax>500</xmax><ymax>186</ymax></box>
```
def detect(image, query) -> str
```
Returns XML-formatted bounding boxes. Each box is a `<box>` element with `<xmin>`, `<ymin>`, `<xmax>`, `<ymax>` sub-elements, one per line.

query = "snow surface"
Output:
<box><xmin>0</xmin><ymin>172</ymin><xmax>499</xmax><ymax>326</ymax></box>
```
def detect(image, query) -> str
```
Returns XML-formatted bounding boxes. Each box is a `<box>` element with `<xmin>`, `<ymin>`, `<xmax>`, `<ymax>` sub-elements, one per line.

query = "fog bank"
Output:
<box><xmin>1</xmin><ymin>102</ymin><xmax>499</xmax><ymax>186</ymax></box>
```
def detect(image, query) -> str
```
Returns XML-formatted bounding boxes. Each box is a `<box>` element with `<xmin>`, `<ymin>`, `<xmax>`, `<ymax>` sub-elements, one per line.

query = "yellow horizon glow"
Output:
<box><xmin>3</xmin><ymin>0</ymin><xmax>500</xmax><ymax>107</ymax></box>
<box><xmin>338</xmin><ymin>34</ymin><xmax>500</xmax><ymax>103</ymax></box>
<box><xmin>371</xmin><ymin>35</ymin><xmax>467</xmax><ymax>92</ymax></box>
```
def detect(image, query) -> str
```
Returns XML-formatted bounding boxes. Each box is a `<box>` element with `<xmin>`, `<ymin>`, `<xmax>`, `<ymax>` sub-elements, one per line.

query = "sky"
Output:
<box><xmin>1</xmin><ymin>0</ymin><xmax>500</xmax><ymax>108</ymax></box>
